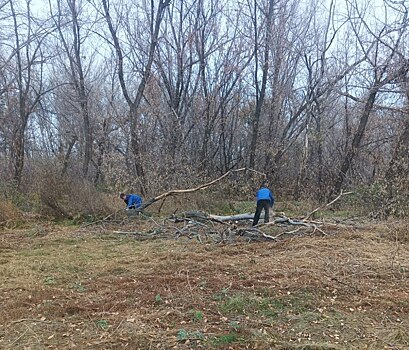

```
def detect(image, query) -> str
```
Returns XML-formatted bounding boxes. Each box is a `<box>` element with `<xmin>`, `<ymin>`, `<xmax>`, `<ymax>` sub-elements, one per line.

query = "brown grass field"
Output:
<box><xmin>1</xmin><ymin>212</ymin><xmax>409</xmax><ymax>350</ymax></box>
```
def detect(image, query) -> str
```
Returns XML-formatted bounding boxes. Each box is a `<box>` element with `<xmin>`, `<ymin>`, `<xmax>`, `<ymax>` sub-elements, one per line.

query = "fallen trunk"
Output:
<box><xmin>176</xmin><ymin>211</ymin><xmax>313</xmax><ymax>227</ymax></box>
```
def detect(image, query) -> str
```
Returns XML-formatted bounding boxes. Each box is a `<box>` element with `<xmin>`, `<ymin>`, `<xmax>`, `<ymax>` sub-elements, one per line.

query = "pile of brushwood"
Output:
<box><xmin>82</xmin><ymin>169</ymin><xmax>355</xmax><ymax>243</ymax></box>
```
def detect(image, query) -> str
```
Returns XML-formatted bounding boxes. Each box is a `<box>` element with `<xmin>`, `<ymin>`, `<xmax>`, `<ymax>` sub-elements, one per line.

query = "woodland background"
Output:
<box><xmin>1</xmin><ymin>0</ymin><xmax>409</xmax><ymax>222</ymax></box>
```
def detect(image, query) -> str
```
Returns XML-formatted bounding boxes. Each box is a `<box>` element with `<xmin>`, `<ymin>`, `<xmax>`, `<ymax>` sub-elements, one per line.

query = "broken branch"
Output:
<box><xmin>304</xmin><ymin>190</ymin><xmax>354</xmax><ymax>220</ymax></box>
<box><xmin>139</xmin><ymin>167</ymin><xmax>264</xmax><ymax>210</ymax></box>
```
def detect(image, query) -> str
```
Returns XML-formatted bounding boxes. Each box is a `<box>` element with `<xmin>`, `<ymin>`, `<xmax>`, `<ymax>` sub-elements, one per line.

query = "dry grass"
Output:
<box><xmin>379</xmin><ymin>219</ymin><xmax>409</xmax><ymax>243</ymax></box>
<box><xmin>0</xmin><ymin>200</ymin><xmax>22</xmax><ymax>228</ymax></box>
<box><xmin>1</xmin><ymin>216</ymin><xmax>408</xmax><ymax>350</ymax></box>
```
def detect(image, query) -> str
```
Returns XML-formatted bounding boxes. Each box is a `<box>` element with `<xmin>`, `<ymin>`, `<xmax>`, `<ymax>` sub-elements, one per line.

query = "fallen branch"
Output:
<box><xmin>304</xmin><ymin>190</ymin><xmax>354</xmax><ymax>220</ymax></box>
<box><xmin>209</xmin><ymin>212</ymin><xmax>254</xmax><ymax>221</ymax></box>
<box><xmin>176</xmin><ymin>211</ymin><xmax>322</xmax><ymax>228</ymax></box>
<box><xmin>249</xmin><ymin>227</ymin><xmax>278</xmax><ymax>240</ymax></box>
<box><xmin>139</xmin><ymin>167</ymin><xmax>264</xmax><ymax>210</ymax></box>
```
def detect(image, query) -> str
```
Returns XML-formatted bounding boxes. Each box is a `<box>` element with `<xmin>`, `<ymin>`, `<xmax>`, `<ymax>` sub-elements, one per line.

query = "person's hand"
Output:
<box><xmin>126</xmin><ymin>208</ymin><xmax>129</xmax><ymax>211</ymax></box>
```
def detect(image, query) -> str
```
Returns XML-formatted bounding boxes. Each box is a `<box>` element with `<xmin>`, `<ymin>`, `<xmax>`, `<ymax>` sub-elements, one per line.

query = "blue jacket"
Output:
<box><xmin>125</xmin><ymin>194</ymin><xmax>142</xmax><ymax>209</ymax></box>
<box><xmin>256</xmin><ymin>187</ymin><xmax>274</xmax><ymax>207</ymax></box>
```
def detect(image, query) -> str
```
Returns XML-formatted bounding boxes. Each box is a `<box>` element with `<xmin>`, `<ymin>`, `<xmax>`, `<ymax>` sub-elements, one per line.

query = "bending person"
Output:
<box><xmin>252</xmin><ymin>183</ymin><xmax>275</xmax><ymax>226</ymax></box>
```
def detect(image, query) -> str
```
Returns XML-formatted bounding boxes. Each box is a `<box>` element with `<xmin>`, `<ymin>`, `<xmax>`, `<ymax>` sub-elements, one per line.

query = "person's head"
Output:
<box><xmin>260</xmin><ymin>179</ymin><xmax>267</xmax><ymax>188</ymax></box>
<box><xmin>119</xmin><ymin>192</ymin><xmax>126</xmax><ymax>200</ymax></box>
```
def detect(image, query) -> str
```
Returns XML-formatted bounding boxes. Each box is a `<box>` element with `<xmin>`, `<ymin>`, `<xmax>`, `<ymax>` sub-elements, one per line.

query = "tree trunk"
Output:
<box><xmin>249</xmin><ymin>0</ymin><xmax>274</xmax><ymax>169</ymax></box>
<box><xmin>12</xmin><ymin>127</ymin><xmax>25</xmax><ymax>188</ymax></box>
<box><xmin>331</xmin><ymin>87</ymin><xmax>378</xmax><ymax>197</ymax></box>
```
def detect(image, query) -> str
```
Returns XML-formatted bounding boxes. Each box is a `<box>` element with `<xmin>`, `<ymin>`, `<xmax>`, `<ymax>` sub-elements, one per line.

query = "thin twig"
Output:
<box><xmin>9</xmin><ymin>318</ymin><xmax>52</xmax><ymax>325</ymax></box>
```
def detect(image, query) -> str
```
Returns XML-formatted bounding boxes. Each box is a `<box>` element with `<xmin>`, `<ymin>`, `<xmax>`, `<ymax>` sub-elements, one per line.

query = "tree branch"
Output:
<box><xmin>304</xmin><ymin>190</ymin><xmax>354</xmax><ymax>220</ymax></box>
<box><xmin>138</xmin><ymin>167</ymin><xmax>264</xmax><ymax>210</ymax></box>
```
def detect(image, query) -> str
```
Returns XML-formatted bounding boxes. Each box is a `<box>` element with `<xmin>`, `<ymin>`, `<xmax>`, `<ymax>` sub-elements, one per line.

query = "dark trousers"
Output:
<box><xmin>253</xmin><ymin>199</ymin><xmax>271</xmax><ymax>226</ymax></box>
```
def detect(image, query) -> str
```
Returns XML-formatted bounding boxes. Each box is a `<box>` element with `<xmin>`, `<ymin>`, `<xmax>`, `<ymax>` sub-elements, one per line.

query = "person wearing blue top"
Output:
<box><xmin>120</xmin><ymin>193</ymin><xmax>142</xmax><ymax>210</ymax></box>
<box><xmin>252</xmin><ymin>182</ymin><xmax>275</xmax><ymax>226</ymax></box>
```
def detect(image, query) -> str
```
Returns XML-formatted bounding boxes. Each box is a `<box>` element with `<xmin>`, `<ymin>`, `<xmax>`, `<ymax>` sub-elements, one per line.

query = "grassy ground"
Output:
<box><xmin>1</xmin><ymin>211</ymin><xmax>409</xmax><ymax>349</ymax></box>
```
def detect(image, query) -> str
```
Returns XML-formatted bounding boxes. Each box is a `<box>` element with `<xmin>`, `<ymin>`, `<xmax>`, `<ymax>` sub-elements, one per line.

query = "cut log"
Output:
<box><xmin>208</xmin><ymin>213</ymin><xmax>257</xmax><ymax>221</ymax></box>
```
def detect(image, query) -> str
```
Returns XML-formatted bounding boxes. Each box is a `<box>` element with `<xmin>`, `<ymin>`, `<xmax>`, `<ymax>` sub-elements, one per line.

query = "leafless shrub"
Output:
<box><xmin>25</xmin><ymin>163</ymin><xmax>114</xmax><ymax>219</ymax></box>
<box><xmin>0</xmin><ymin>199</ymin><xmax>21</xmax><ymax>227</ymax></box>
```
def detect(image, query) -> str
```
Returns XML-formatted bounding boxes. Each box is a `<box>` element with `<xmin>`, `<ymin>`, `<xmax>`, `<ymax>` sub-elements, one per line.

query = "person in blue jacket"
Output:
<box><xmin>252</xmin><ymin>182</ymin><xmax>275</xmax><ymax>226</ymax></box>
<box><xmin>120</xmin><ymin>192</ymin><xmax>142</xmax><ymax>210</ymax></box>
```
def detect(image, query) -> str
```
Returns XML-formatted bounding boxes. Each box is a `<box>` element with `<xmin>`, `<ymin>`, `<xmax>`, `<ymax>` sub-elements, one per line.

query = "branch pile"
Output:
<box><xmin>85</xmin><ymin>169</ymin><xmax>354</xmax><ymax>243</ymax></box>
<box><xmin>108</xmin><ymin>194</ymin><xmax>353</xmax><ymax>243</ymax></box>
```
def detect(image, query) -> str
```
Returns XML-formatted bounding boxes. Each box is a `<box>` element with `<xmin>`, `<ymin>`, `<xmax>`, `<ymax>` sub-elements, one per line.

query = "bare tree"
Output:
<box><xmin>101</xmin><ymin>0</ymin><xmax>170</xmax><ymax>195</ymax></box>
<box><xmin>248</xmin><ymin>0</ymin><xmax>275</xmax><ymax>170</ymax></box>
<box><xmin>331</xmin><ymin>0</ymin><xmax>409</xmax><ymax>197</ymax></box>
<box><xmin>153</xmin><ymin>0</ymin><xmax>201</xmax><ymax>163</ymax></box>
<box><xmin>7</xmin><ymin>0</ymin><xmax>49</xmax><ymax>188</ymax></box>
<box><xmin>49</xmin><ymin>0</ymin><xmax>95</xmax><ymax>176</ymax></box>
<box><xmin>380</xmin><ymin>0</ymin><xmax>409</xmax><ymax>216</ymax></box>
<box><xmin>192</xmin><ymin>0</ymin><xmax>253</xmax><ymax>172</ymax></box>
<box><xmin>383</xmin><ymin>88</ymin><xmax>409</xmax><ymax>216</ymax></box>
